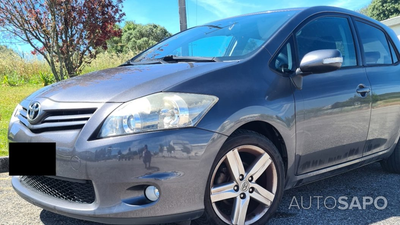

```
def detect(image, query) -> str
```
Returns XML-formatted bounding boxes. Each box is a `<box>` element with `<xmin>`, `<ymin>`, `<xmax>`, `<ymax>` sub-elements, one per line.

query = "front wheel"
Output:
<box><xmin>205</xmin><ymin>130</ymin><xmax>285</xmax><ymax>225</ymax></box>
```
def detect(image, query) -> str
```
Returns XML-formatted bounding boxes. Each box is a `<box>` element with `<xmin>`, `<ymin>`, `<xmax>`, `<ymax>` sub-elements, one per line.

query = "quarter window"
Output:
<box><xmin>355</xmin><ymin>21</ymin><xmax>394</xmax><ymax>65</ymax></box>
<box><xmin>272</xmin><ymin>41</ymin><xmax>294</xmax><ymax>73</ymax></box>
<box><xmin>390</xmin><ymin>42</ymin><xmax>399</xmax><ymax>63</ymax></box>
<box><xmin>295</xmin><ymin>17</ymin><xmax>357</xmax><ymax>67</ymax></box>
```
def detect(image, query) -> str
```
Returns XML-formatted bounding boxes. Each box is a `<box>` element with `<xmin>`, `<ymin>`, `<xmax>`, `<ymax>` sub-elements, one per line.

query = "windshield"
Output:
<box><xmin>132</xmin><ymin>10</ymin><xmax>298</xmax><ymax>62</ymax></box>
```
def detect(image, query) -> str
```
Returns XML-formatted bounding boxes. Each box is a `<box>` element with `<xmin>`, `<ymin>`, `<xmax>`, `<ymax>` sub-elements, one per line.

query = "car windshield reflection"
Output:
<box><xmin>131</xmin><ymin>10</ymin><xmax>298</xmax><ymax>62</ymax></box>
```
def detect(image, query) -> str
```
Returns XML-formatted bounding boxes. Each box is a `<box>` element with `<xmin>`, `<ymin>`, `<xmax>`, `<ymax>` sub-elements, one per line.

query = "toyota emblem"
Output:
<box><xmin>27</xmin><ymin>101</ymin><xmax>41</xmax><ymax>123</ymax></box>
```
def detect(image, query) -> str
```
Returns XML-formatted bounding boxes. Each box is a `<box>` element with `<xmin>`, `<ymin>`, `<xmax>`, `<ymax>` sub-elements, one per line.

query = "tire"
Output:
<box><xmin>204</xmin><ymin>130</ymin><xmax>285</xmax><ymax>225</ymax></box>
<box><xmin>380</xmin><ymin>139</ymin><xmax>400</xmax><ymax>174</ymax></box>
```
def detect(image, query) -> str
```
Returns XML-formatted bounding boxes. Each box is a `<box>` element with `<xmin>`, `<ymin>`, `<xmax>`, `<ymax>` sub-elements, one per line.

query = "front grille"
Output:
<box><xmin>18</xmin><ymin>107</ymin><xmax>96</xmax><ymax>133</ymax></box>
<box><xmin>20</xmin><ymin>176</ymin><xmax>95</xmax><ymax>204</ymax></box>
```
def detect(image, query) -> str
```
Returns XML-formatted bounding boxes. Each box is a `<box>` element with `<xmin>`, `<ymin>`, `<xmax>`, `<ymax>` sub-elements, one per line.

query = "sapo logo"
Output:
<box><xmin>289</xmin><ymin>196</ymin><xmax>387</xmax><ymax>210</ymax></box>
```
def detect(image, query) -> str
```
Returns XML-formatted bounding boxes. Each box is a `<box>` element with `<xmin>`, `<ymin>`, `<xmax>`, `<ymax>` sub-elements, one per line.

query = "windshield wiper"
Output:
<box><xmin>120</xmin><ymin>56</ymin><xmax>219</xmax><ymax>66</ymax></box>
<box><xmin>201</xmin><ymin>25</ymin><xmax>223</xmax><ymax>29</ymax></box>
<box><xmin>162</xmin><ymin>55</ymin><xmax>219</xmax><ymax>63</ymax></box>
<box><xmin>120</xmin><ymin>60</ymin><xmax>164</xmax><ymax>67</ymax></box>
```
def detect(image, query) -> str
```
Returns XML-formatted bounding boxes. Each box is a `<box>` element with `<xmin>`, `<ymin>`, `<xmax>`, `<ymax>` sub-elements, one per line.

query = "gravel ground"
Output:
<box><xmin>0</xmin><ymin>162</ymin><xmax>399</xmax><ymax>225</ymax></box>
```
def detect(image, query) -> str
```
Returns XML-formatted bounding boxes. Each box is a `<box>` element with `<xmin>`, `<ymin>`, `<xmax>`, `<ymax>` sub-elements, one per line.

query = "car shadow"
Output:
<box><xmin>269</xmin><ymin>162</ymin><xmax>400</xmax><ymax>224</ymax></box>
<box><xmin>40</xmin><ymin>210</ymin><xmax>102</xmax><ymax>224</ymax></box>
<box><xmin>40</xmin><ymin>209</ymin><xmax>190</xmax><ymax>225</ymax></box>
<box><xmin>40</xmin><ymin>162</ymin><xmax>400</xmax><ymax>225</ymax></box>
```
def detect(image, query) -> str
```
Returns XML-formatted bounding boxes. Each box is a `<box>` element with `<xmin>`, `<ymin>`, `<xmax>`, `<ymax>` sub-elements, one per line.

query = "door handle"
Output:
<box><xmin>356</xmin><ymin>84</ymin><xmax>370</xmax><ymax>97</ymax></box>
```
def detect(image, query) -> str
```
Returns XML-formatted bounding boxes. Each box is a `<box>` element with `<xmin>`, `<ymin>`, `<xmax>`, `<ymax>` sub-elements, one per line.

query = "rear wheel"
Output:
<box><xmin>205</xmin><ymin>130</ymin><xmax>284</xmax><ymax>225</ymax></box>
<box><xmin>381</xmin><ymin>140</ymin><xmax>400</xmax><ymax>174</ymax></box>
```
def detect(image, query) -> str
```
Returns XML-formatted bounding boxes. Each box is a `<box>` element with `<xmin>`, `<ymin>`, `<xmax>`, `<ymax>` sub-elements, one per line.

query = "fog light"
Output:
<box><xmin>145</xmin><ymin>186</ymin><xmax>160</xmax><ymax>201</ymax></box>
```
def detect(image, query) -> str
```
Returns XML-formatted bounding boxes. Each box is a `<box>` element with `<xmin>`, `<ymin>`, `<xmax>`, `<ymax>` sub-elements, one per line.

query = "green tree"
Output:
<box><xmin>365</xmin><ymin>0</ymin><xmax>400</xmax><ymax>21</ymax></box>
<box><xmin>357</xmin><ymin>6</ymin><xmax>369</xmax><ymax>16</ymax></box>
<box><xmin>0</xmin><ymin>0</ymin><xmax>125</xmax><ymax>81</ymax></box>
<box><xmin>107</xmin><ymin>21</ymin><xmax>171</xmax><ymax>54</ymax></box>
<box><xmin>105</xmin><ymin>24</ymin><xmax>125</xmax><ymax>54</ymax></box>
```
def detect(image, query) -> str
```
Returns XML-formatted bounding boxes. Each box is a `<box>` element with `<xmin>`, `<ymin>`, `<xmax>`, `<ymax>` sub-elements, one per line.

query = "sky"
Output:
<box><xmin>6</xmin><ymin>0</ymin><xmax>372</xmax><ymax>53</ymax></box>
<box><xmin>124</xmin><ymin>0</ymin><xmax>372</xmax><ymax>34</ymax></box>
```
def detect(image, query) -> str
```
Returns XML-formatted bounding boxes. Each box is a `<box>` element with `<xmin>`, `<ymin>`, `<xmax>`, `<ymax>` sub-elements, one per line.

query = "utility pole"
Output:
<box><xmin>178</xmin><ymin>0</ymin><xmax>187</xmax><ymax>31</ymax></box>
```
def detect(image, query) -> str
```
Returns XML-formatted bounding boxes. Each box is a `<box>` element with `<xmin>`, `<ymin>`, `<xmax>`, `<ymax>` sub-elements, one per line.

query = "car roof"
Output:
<box><xmin>209</xmin><ymin>5</ymin><xmax>380</xmax><ymax>26</ymax></box>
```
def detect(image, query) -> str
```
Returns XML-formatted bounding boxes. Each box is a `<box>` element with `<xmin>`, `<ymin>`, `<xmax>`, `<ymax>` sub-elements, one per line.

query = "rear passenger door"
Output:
<box><xmin>293</xmin><ymin>16</ymin><xmax>372</xmax><ymax>174</ymax></box>
<box><xmin>354</xmin><ymin>20</ymin><xmax>400</xmax><ymax>156</ymax></box>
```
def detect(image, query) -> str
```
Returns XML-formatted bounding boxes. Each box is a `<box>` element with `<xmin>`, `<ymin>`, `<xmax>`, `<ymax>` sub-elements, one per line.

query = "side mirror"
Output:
<box><xmin>299</xmin><ymin>49</ymin><xmax>343</xmax><ymax>74</ymax></box>
<box><xmin>291</xmin><ymin>49</ymin><xmax>343</xmax><ymax>90</ymax></box>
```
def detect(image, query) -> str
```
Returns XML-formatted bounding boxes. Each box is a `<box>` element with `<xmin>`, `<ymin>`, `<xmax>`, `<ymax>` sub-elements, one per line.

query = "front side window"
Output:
<box><xmin>295</xmin><ymin>16</ymin><xmax>357</xmax><ymax>67</ymax></box>
<box><xmin>131</xmin><ymin>10</ymin><xmax>298</xmax><ymax>62</ymax></box>
<box><xmin>355</xmin><ymin>21</ymin><xmax>394</xmax><ymax>65</ymax></box>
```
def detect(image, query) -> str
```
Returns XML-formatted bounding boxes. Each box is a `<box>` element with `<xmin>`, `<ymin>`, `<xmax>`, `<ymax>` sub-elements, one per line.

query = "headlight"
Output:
<box><xmin>98</xmin><ymin>93</ymin><xmax>218</xmax><ymax>138</ymax></box>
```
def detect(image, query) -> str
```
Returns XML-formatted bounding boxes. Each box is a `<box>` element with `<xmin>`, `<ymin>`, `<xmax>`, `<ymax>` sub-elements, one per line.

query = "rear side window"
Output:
<box><xmin>295</xmin><ymin>17</ymin><xmax>357</xmax><ymax>67</ymax></box>
<box><xmin>355</xmin><ymin>21</ymin><xmax>395</xmax><ymax>65</ymax></box>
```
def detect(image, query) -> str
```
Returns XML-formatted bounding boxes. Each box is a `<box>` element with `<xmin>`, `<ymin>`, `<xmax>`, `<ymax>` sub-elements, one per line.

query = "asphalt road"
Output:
<box><xmin>0</xmin><ymin>162</ymin><xmax>399</xmax><ymax>225</ymax></box>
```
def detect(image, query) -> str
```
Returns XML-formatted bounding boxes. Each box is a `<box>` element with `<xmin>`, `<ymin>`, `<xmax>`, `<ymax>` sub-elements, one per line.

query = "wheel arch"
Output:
<box><xmin>233</xmin><ymin>121</ymin><xmax>289</xmax><ymax>177</ymax></box>
<box><xmin>199</xmin><ymin>105</ymin><xmax>297</xmax><ymax>188</ymax></box>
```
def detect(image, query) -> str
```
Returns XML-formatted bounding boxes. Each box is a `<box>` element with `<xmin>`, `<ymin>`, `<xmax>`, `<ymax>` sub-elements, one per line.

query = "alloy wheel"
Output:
<box><xmin>209</xmin><ymin>145</ymin><xmax>278</xmax><ymax>225</ymax></box>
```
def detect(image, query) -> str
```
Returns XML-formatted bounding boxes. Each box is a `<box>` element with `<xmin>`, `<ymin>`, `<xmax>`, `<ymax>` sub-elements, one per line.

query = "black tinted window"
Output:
<box><xmin>296</xmin><ymin>17</ymin><xmax>357</xmax><ymax>67</ymax></box>
<box><xmin>355</xmin><ymin>21</ymin><xmax>393</xmax><ymax>65</ymax></box>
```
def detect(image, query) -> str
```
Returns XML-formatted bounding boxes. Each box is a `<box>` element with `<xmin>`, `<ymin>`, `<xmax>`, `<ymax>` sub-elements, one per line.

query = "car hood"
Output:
<box><xmin>27</xmin><ymin>62</ymin><xmax>234</xmax><ymax>103</ymax></box>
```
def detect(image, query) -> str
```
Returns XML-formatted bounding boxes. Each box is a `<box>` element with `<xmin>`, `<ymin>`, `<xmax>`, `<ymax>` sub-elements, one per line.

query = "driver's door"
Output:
<box><xmin>293</xmin><ymin>15</ymin><xmax>372</xmax><ymax>174</ymax></box>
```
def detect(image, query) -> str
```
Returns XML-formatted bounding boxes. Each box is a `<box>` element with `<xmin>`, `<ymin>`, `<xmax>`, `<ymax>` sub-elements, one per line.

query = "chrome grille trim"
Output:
<box><xmin>17</xmin><ymin>114</ymin><xmax>29</xmax><ymax>127</ymax></box>
<box><xmin>20</xmin><ymin>107</ymin><xmax>28</xmax><ymax>119</ymax></box>
<box><xmin>43</xmin><ymin>114</ymin><xmax>92</xmax><ymax>122</ymax></box>
<box><xmin>18</xmin><ymin>100</ymin><xmax>100</xmax><ymax>133</ymax></box>
<box><xmin>23</xmin><ymin>120</ymin><xmax>87</xmax><ymax>129</ymax></box>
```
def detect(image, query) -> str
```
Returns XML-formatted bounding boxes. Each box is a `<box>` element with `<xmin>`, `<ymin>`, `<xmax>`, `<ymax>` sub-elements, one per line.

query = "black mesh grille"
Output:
<box><xmin>20</xmin><ymin>176</ymin><xmax>95</xmax><ymax>204</ymax></box>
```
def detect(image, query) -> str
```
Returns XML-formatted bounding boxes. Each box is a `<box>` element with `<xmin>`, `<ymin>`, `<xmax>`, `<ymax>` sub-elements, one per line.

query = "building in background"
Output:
<box><xmin>381</xmin><ymin>16</ymin><xmax>400</xmax><ymax>39</ymax></box>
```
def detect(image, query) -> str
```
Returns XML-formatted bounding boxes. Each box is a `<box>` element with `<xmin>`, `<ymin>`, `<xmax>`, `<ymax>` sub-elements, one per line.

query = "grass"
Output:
<box><xmin>0</xmin><ymin>51</ymin><xmax>52</xmax><ymax>86</ymax></box>
<box><xmin>0</xmin><ymin>51</ymin><xmax>136</xmax><ymax>156</ymax></box>
<box><xmin>0</xmin><ymin>84</ymin><xmax>42</xmax><ymax>156</ymax></box>
<box><xmin>81</xmin><ymin>51</ymin><xmax>134</xmax><ymax>74</ymax></box>
<box><xmin>0</xmin><ymin>51</ymin><xmax>135</xmax><ymax>86</ymax></box>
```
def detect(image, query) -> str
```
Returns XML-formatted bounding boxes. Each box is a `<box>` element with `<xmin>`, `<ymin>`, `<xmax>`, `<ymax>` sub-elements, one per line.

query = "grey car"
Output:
<box><xmin>8</xmin><ymin>6</ymin><xmax>400</xmax><ymax>225</ymax></box>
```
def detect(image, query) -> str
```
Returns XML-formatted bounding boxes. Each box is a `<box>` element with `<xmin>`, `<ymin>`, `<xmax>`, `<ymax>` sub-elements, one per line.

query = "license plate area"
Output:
<box><xmin>9</xmin><ymin>142</ymin><xmax>56</xmax><ymax>176</ymax></box>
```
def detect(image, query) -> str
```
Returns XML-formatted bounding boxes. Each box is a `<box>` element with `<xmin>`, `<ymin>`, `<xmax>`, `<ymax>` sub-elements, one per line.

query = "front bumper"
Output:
<box><xmin>9</xmin><ymin>118</ymin><xmax>227</xmax><ymax>224</ymax></box>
